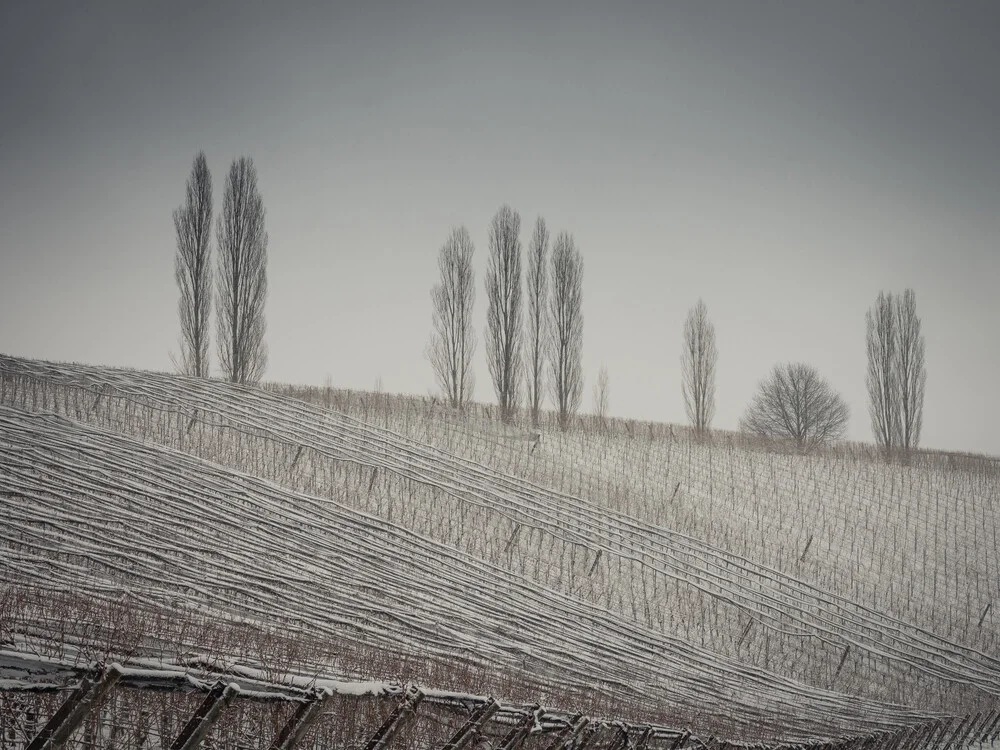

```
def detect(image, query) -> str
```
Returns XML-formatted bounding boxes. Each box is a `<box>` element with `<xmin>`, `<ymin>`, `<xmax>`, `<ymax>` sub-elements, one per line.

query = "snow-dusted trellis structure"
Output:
<box><xmin>1</xmin><ymin>657</ymin><xmax>686</xmax><ymax>750</ymax></box>
<box><xmin>2</xmin><ymin>401</ymin><xmax>947</xmax><ymax>743</ymax></box>
<box><xmin>1</xmin><ymin>356</ymin><xmax>999</xmax><ymax>715</ymax></box>
<box><xmin>1</xmin><ymin>354</ymin><xmax>999</xmax><ymax>747</ymax></box>
<box><xmin>3</xmin><ymin>659</ymin><xmax>1000</xmax><ymax>750</ymax></box>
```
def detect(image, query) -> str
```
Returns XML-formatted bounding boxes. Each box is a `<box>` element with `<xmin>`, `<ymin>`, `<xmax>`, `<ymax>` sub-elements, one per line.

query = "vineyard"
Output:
<box><xmin>1</xmin><ymin>354</ymin><xmax>998</xmax><ymax>749</ymax></box>
<box><xmin>276</xmin><ymin>382</ymin><xmax>1000</xmax><ymax>649</ymax></box>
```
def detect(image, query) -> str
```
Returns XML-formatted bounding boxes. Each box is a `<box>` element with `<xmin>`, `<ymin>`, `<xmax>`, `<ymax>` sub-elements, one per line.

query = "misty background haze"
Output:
<box><xmin>1</xmin><ymin>2</ymin><xmax>998</xmax><ymax>455</ymax></box>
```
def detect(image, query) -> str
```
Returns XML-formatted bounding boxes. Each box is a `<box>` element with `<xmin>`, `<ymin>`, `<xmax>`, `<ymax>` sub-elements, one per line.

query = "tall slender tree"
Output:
<box><xmin>525</xmin><ymin>217</ymin><xmax>550</xmax><ymax>426</ymax></box>
<box><xmin>866</xmin><ymin>289</ymin><xmax>926</xmax><ymax>452</ymax></box>
<box><xmin>593</xmin><ymin>364</ymin><xmax>609</xmax><ymax>429</ymax></box>
<box><xmin>894</xmin><ymin>289</ymin><xmax>926</xmax><ymax>450</ymax></box>
<box><xmin>428</xmin><ymin>226</ymin><xmax>476</xmax><ymax>409</ymax></box>
<box><xmin>484</xmin><ymin>205</ymin><xmax>523</xmax><ymax>423</ymax></box>
<box><xmin>681</xmin><ymin>299</ymin><xmax>717</xmax><ymax>433</ymax></box>
<box><xmin>866</xmin><ymin>291</ymin><xmax>897</xmax><ymax>451</ymax></box>
<box><xmin>549</xmin><ymin>232</ymin><xmax>584</xmax><ymax>431</ymax></box>
<box><xmin>173</xmin><ymin>152</ymin><xmax>213</xmax><ymax>377</ymax></box>
<box><xmin>216</xmin><ymin>157</ymin><xmax>268</xmax><ymax>385</ymax></box>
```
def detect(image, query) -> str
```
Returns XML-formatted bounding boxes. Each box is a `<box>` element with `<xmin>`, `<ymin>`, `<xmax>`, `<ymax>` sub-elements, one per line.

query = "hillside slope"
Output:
<box><xmin>275</xmin><ymin>380</ymin><xmax>1000</xmax><ymax>652</ymax></box>
<box><xmin>1</xmin><ymin>355</ymin><xmax>998</xmax><ymax>718</ymax></box>
<box><xmin>0</xmin><ymin>405</ymin><xmax>945</xmax><ymax>743</ymax></box>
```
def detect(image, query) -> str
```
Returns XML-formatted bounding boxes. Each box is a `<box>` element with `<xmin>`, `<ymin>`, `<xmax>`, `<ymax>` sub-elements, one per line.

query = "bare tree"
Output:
<box><xmin>484</xmin><ymin>205</ymin><xmax>523</xmax><ymax>423</ymax></box>
<box><xmin>525</xmin><ymin>217</ymin><xmax>549</xmax><ymax>426</ymax></box>
<box><xmin>681</xmin><ymin>299</ymin><xmax>717</xmax><ymax>433</ymax></box>
<box><xmin>865</xmin><ymin>289</ymin><xmax>927</xmax><ymax>452</ymax></box>
<box><xmin>549</xmin><ymin>232</ymin><xmax>584</xmax><ymax>431</ymax></box>
<box><xmin>216</xmin><ymin>157</ymin><xmax>268</xmax><ymax>385</ymax></box>
<box><xmin>866</xmin><ymin>291</ymin><xmax>897</xmax><ymax>451</ymax></box>
<box><xmin>593</xmin><ymin>364</ymin><xmax>609</xmax><ymax>429</ymax></box>
<box><xmin>428</xmin><ymin>226</ymin><xmax>476</xmax><ymax>410</ymax></box>
<box><xmin>894</xmin><ymin>289</ymin><xmax>926</xmax><ymax>450</ymax></box>
<box><xmin>740</xmin><ymin>363</ymin><xmax>849</xmax><ymax>450</ymax></box>
<box><xmin>173</xmin><ymin>152</ymin><xmax>213</xmax><ymax>378</ymax></box>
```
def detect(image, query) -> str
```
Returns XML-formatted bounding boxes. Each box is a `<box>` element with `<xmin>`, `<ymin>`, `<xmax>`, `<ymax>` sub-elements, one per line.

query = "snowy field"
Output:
<box><xmin>1</xmin><ymin>354</ymin><xmax>998</xmax><ymax>747</ymax></box>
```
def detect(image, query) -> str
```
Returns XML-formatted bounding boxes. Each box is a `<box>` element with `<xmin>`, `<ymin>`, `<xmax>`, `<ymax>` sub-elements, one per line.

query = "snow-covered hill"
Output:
<box><xmin>1</xmin><ymin>354</ymin><xmax>998</xmax><ymax>745</ymax></box>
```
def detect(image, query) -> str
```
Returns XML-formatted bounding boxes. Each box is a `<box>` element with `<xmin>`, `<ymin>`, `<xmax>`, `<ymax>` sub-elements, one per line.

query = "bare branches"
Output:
<box><xmin>593</xmin><ymin>365</ymin><xmax>609</xmax><ymax>429</ymax></box>
<box><xmin>173</xmin><ymin>152</ymin><xmax>213</xmax><ymax>378</ymax></box>
<box><xmin>549</xmin><ymin>232</ymin><xmax>584</xmax><ymax>431</ymax></box>
<box><xmin>484</xmin><ymin>205</ymin><xmax>523</xmax><ymax>424</ymax></box>
<box><xmin>525</xmin><ymin>217</ymin><xmax>549</xmax><ymax>427</ymax></box>
<box><xmin>428</xmin><ymin>227</ymin><xmax>476</xmax><ymax>410</ymax></box>
<box><xmin>866</xmin><ymin>291</ymin><xmax>897</xmax><ymax>451</ymax></box>
<box><xmin>681</xmin><ymin>299</ymin><xmax>717</xmax><ymax>434</ymax></box>
<box><xmin>216</xmin><ymin>157</ymin><xmax>268</xmax><ymax>385</ymax></box>
<box><xmin>866</xmin><ymin>289</ymin><xmax>926</xmax><ymax>452</ymax></box>
<box><xmin>895</xmin><ymin>289</ymin><xmax>926</xmax><ymax>451</ymax></box>
<box><xmin>740</xmin><ymin>363</ymin><xmax>849</xmax><ymax>450</ymax></box>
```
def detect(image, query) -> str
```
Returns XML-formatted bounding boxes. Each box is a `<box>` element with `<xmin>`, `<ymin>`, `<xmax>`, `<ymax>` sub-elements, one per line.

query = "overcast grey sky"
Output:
<box><xmin>1</xmin><ymin>2</ymin><xmax>998</xmax><ymax>455</ymax></box>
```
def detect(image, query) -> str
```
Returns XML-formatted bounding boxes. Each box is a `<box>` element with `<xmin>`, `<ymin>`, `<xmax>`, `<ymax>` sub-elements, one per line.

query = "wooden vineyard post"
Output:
<box><xmin>971</xmin><ymin>711</ymin><xmax>994</xmax><ymax>745</ymax></box>
<box><xmin>604</xmin><ymin>724</ymin><xmax>629</xmax><ymax>750</ymax></box>
<box><xmin>925</xmin><ymin>718</ymin><xmax>955</xmax><ymax>749</ymax></box>
<box><xmin>496</xmin><ymin>706</ymin><xmax>539</xmax><ymax>750</ymax></box>
<box><xmin>633</xmin><ymin>725</ymin><xmax>652</xmax><ymax>750</ymax></box>
<box><xmin>799</xmin><ymin>534</ymin><xmax>814</xmax><ymax>563</ymax></box>
<box><xmin>910</xmin><ymin>723</ymin><xmax>936</xmax><ymax>750</ymax></box>
<box><xmin>666</xmin><ymin>729</ymin><xmax>690</xmax><ymax>750</ymax></box>
<box><xmin>933</xmin><ymin>716</ymin><xmax>965</xmax><ymax>750</ymax></box>
<box><xmin>981</xmin><ymin>708</ymin><xmax>1000</xmax><ymax>742</ymax></box>
<box><xmin>268</xmin><ymin>688</ymin><xmax>334</xmax><ymax>750</ymax></box>
<box><xmin>919</xmin><ymin>723</ymin><xmax>940</xmax><ymax>749</ymax></box>
<box><xmin>880</xmin><ymin>725</ymin><xmax>911</xmax><ymax>750</ymax></box>
<box><xmin>830</xmin><ymin>645</ymin><xmax>850</xmax><ymax>687</ymax></box>
<box><xmin>735</xmin><ymin>620</ymin><xmax>754</xmax><ymax>651</ymax></box>
<box><xmin>913</xmin><ymin>722</ymin><xmax>938</xmax><ymax>750</ymax></box>
<box><xmin>574</xmin><ymin>724</ymin><xmax>600</xmax><ymax>750</ymax></box>
<box><xmin>573</xmin><ymin>724</ymin><xmax>618</xmax><ymax>750</ymax></box>
<box><xmin>974</xmin><ymin>710</ymin><xmax>998</xmax><ymax>745</ymax></box>
<box><xmin>439</xmin><ymin>699</ymin><xmax>501</xmax><ymax>750</ymax></box>
<box><xmin>587</xmin><ymin>549</ymin><xmax>603</xmax><ymax>576</ymax></box>
<box><xmin>940</xmin><ymin>713</ymin><xmax>971</xmax><ymax>749</ymax></box>
<box><xmin>854</xmin><ymin>731</ymin><xmax>874</xmax><ymax>750</ymax></box>
<box><xmin>361</xmin><ymin>686</ymin><xmax>425</xmax><ymax>750</ymax></box>
<box><xmin>965</xmin><ymin>711</ymin><xmax>990</xmax><ymax>746</ymax></box>
<box><xmin>169</xmin><ymin>681</ymin><xmax>239</xmax><ymax>750</ymax></box>
<box><xmin>977</xmin><ymin>602</ymin><xmax>992</xmax><ymax>629</ymax></box>
<box><xmin>897</xmin><ymin>725</ymin><xmax>921</xmax><ymax>750</ymax></box>
<box><xmin>543</xmin><ymin>716</ymin><xmax>589</xmax><ymax>750</ymax></box>
<box><xmin>25</xmin><ymin>665</ymin><xmax>122</xmax><ymax>750</ymax></box>
<box><xmin>951</xmin><ymin>711</ymin><xmax>984</xmax><ymax>749</ymax></box>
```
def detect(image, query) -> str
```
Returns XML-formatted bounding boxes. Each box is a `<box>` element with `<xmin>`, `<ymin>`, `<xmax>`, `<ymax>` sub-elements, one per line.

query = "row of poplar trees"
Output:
<box><xmin>428</xmin><ymin>204</ymin><xmax>584</xmax><ymax>430</ymax></box>
<box><xmin>173</xmin><ymin>152</ymin><xmax>269</xmax><ymax>385</ymax></box>
<box><xmin>171</xmin><ymin>151</ymin><xmax>925</xmax><ymax>453</ymax></box>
